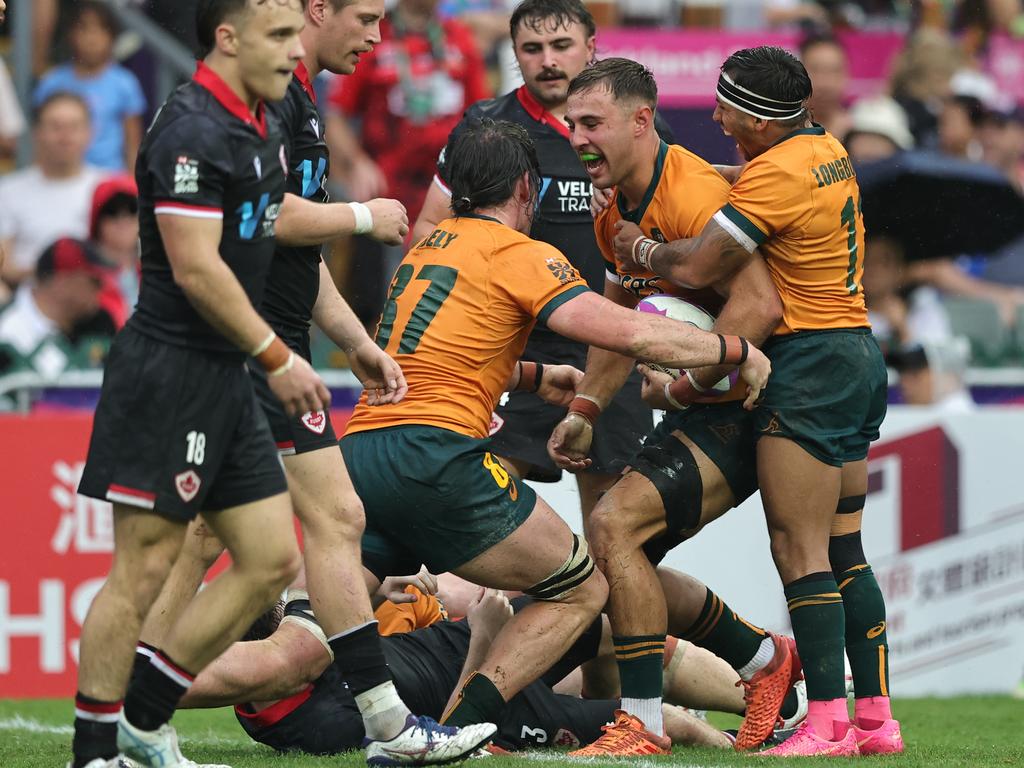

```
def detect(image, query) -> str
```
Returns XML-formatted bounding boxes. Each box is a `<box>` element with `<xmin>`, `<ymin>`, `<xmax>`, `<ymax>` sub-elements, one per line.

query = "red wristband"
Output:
<box><xmin>666</xmin><ymin>374</ymin><xmax>703</xmax><ymax>410</ymax></box>
<box><xmin>718</xmin><ymin>334</ymin><xmax>749</xmax><ymax>365</ymax></box>
<box><xmin>568</xmin><ymin>395</ymin><xmax>601</xmax><ymax>425</ymax></box>
<box><xmin>256</xmin><ymin>336</ymin><xmax>291</xmax><ymax>373</ymax></box>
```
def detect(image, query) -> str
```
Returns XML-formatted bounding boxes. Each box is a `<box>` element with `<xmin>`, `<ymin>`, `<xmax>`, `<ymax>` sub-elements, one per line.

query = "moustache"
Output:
<box><xmin>536</xmin><ymin>70</ymin><xmax>568</xmax><ymax>82</ymax></box>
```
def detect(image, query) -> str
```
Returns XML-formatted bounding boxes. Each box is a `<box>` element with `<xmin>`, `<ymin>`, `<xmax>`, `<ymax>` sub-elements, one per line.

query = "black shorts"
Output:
<box><xmin>489</xmin><ymin>338</ymin><xmax>652</xmax><ymax>482</ymax></box>
<box><xmin>78</xmin><ymin>326</ymin><xmax>287</xmax><ymax>521</ymax></box>
<box><xmin>250</xmin><ymin>361</ymin><xmax>338</xmax><ymax>456</ymax></box>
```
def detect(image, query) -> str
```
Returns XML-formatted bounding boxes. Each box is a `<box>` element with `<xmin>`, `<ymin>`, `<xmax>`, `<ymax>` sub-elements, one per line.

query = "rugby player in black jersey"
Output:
<box><xmin>71</xmin><ymin>2</ymin><xmax>492</xmax><ymax>768</ymax></box>
<box><xmin>247</xmin><ymin>3</ymin><xmax>493</xmax><ymax>763</ymax></box>
<box><xmin>412</xmin><ymin>0</ymin><xmax>674</xmax><ymax>520</ymax></box>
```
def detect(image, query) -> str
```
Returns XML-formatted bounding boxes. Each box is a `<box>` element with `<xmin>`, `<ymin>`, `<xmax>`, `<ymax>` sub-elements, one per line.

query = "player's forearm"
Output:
<box><xmin>442</xmin><ymin>632</ymin><xmax>494</xmax><ymax>716</ymax></box>
<box><xmin>276</xmin><ymin>193</ymin><xmax>360</xmax><ymax>246</ymax></box>
<box><xmin>689</xmin><ymin>259</ymin><xmax>782</xmax><ymax>390</ymax></box>
<box><xmin>312</xmin><ymin>261</ymin><xmax>374</xmax><ymax>353</ymax></box>
<box><xmin>175</xmin><ymin>254</ymin><xmax>275</xmax><ymax>354</ymax></box>
<box><xmin>649</xmin><ymin>224</ymin><xmax>752</xmax><ymax>290</ymax></box>
<box><xmin>578</xmin><ymin>346</ymin><xmax>635</xmax><ymax>409</ymax></box>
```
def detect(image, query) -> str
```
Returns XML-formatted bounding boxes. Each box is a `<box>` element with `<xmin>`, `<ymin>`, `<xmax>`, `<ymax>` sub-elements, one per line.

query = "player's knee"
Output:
<box><xmin>253</xmin><ymin>544</ymin><xmax>302</xmax><ymax>600</ymax></box>
<box><xmin>829</xmin><ymin>531</ymin><xmax>866</xmax><ymax>577</ymax></box>
<box><xmin>524</xmin><ymin>534</ymin><xmax>605</xmax><ymax>608</ymax></box>
<box><xmin>767</xmin><ymin>526</ymin><xmax>824</xmax><ymax>580</ymax></box>
<box><xmin>587</xmin><ymin>501</ymin><xmax>647</xmax><ymax>559</ymax></box>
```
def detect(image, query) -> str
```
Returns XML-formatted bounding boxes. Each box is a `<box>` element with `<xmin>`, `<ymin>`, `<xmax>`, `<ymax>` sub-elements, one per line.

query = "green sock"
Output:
<box><xmin>786</xmin><ymin>573</ymin><xmax>847</xmax><ymax>701</ymax></box>
<box><xmin>680</xmin><ymin>588</ymin><xmax>766</xmax><ymax>670</ymax></box>
<box><xmin>613</xmin><ymin>634</ymin><xmax>665</xmax><ymax>698</ymax></box>
<box><xmin>838</xmin><ymin>564</ymin><xmax>889</xmax><ymax>698</ymax></box>
<box><xmin>442</xmin><ymin>672</ymin><xmax>505</xmax><ymax>727</ymax></box>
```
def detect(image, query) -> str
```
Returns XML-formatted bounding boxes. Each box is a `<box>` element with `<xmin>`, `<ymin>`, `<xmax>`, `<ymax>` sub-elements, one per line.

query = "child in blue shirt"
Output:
<box><xmin>34</xmin><ymin>1</ymin><xmax>145</xmax><ymax>173</ymax></box>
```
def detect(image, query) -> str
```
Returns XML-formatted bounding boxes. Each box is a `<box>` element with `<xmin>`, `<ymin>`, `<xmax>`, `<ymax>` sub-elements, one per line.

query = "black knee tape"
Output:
<box><xmin>631</xmin><ymin>437</ymin><xmax>703</xmax><ymax>537</ymax></box>
<box><xmin>525</xmin><ymin>534</ymin><xmax>595</xmax><ymax>601</ymax></box>
<box><xmin>837</xmin><ymin>494</ymin><xmax>866</xmax><ymax>514</ymax></box>
<box><xmin>829</xmin><ymin>531</ymin><xmax>867</xmax><ymax>577</ymax></box>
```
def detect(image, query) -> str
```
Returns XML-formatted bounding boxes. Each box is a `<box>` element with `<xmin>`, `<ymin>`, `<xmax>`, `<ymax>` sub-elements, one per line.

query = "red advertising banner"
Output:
<box><xmin>0</xmin><ymin>409</ymin><xmax>353</xmax><ymax>698</ymax></box>
<box><xmin>596</xmin><ymin>30</ymin><xmax>1024</xmax><ymax>108</ymax></box>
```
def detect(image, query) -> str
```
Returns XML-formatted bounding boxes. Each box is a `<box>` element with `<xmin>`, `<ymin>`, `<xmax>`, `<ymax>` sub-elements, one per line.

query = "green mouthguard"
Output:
<box><xmin>579</xmin><ymin>153</ymin><xmax>601</xmax><ymax>162</ymax></box>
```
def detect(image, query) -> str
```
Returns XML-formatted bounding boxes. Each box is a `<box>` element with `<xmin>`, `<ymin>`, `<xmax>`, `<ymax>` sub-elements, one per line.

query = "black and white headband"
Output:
<box><xmin>715</xmin><ymin>71</ymin><xmax>805</xmax><ymax>121</ymax></box>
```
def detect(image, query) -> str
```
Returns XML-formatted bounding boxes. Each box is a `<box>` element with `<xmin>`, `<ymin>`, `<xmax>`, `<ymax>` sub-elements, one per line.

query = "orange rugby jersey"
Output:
<box><xmin>375</xmin><ymin>586</ymin><xmax>447</xmax><ymax>636</ymax></box>
<box><xmin>595</xmin><ymin>141</ymin><xmax>729</xmax><ymax>311</ymax></box>
<box><xmin>713</xmin><ymin>125</ymin><xmax>869</xmax><ymax>335</ymax></box>
<box><xmin>595</xmin><ymin>141</ymin><xmax>747</xmax><ymax>401</ymax></box>
<box><xmin>345</xmin><ymin>214</ymin><xmax>588</xmax><ymax>438</ymax></box>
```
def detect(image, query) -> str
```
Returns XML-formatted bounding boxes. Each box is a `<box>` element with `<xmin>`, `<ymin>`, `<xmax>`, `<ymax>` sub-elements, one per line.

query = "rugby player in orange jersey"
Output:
<box><xmin>548</xmin><ymin>58</ymin><xmax>794</xmax><ymax>756</ymax></box>
<box><xmin>339</xmin><ymin>117</ymin><xmax>770</xmax><ymax>739</ymax></box>
<box><xmin>615</xmin><ymin>46</ymin><xmax>894</xmax><ymax>757</ymax></box>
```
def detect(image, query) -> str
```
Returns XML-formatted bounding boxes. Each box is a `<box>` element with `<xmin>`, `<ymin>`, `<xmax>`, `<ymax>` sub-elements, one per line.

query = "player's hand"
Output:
<box><xmin>379</xmin><ymin>565</ymin><xmax>439</xmax><ymax>604</ymax></box>
<box><xmin>612</xmin><ymin>220</ymin><xmax>646</xmax><ymax>271</ymax></box>
<box><xmin>547</xmin><ymin>413</ymin><xmax>594</xmax><ymax>473</ymax></box>
<box><xmin>738</xmin><ymin>345</ymin><xmax>771</xmax><ymax>410</ymax></box>
<box><xmin>349</xmin><ymin>340</ymin><xmax>408</xmax><ymax>405</ymax></box>
<box><xmin>268</xmin><ymin>354</ymin><xmax>332</xmax><ymax>417</ymax></box>
<box><xmin>365</xmin><ymin>198</ymin><xmax>409</xmax><ymax>245</ymax></box>
<box><xmin>537</xmin><ymin>364</ymin><xmax>583</xmax><ymax>407</ymax></box>
<box><xmin>466</xmin><ymin>588</ymin><xmax>513</xmax><ymax>641</ymax></box>
<box><xmin>346</xmin><ymin>155</ymin><xmax>388</xmax><ymax>201</ymax></box>
<box><xmin>590</xmin><ymin>186</ymin><xmax>613</xmax><ymax>218</ymax></box>
<box><xmin>636</xmin><ymin>363</ymin><xmax>675</xmax><ymax>410</ymax></box>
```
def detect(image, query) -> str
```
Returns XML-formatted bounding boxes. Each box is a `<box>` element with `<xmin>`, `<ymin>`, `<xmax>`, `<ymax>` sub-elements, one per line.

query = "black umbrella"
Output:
<box><xmin>856</xmin><ymin>150</ymin><xmax>1024</xmax><ymax>260</ymax></box>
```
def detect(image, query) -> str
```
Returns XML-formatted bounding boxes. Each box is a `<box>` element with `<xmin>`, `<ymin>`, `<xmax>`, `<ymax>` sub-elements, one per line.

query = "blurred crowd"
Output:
<box><xmin>1</xmin><ymin>0</ymin><xmax>1023</xmax><ymax>410</ymax></box>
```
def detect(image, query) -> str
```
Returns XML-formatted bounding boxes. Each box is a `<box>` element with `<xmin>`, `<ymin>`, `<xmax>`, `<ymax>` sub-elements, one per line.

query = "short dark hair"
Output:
<box><xmin>798</xmin><ymin>32</ymin><xmax>845</xmax><ymax>60</ymax></box>
<box><xmin>69</xmin><ymin>1</ymin><xmax>121</xmax><ymax>38</ymax></box>
<box><xmin>243</xmin><ymin>601</ymin><xmax>284</xmax><ymax>642</ymax></box>
<box><xmin>445</xmin><ymin>118</ymin><xmax>541</xmax><ymax>216</ymax></box>
<box><xmin>721</xmin><ymin>46</ymin><xmax>812</xmax><ymax>127</ymax></box>
<box><xmin>566</xmin><ymin>57</ymin><xmax>658</xmax><ymax>110</ymax></box>
<box><xmin>33</xmin><ymin>91</ymin><xmax>91</xmax><ymax>126</ymax></box>
<box><xmin>510</xmin><ymin>0</ymin><xmax>595</xmax><ymax>42</ymax></box>
<box><xmin>195</xmin><ymin>0</ymin><xmax>307</xmax><ymax>58</ymax></box>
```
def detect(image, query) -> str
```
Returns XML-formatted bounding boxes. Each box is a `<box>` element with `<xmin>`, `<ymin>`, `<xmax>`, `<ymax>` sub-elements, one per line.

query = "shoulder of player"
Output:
<box><xmin>592</xmin><ymin>195</ymin><xmax>621</xmax><ymax>232</ymax></box>
<box><xmin>462</xmin><ymin>90</ymin><xmax>519</xmax><ymax>122</ymax></box>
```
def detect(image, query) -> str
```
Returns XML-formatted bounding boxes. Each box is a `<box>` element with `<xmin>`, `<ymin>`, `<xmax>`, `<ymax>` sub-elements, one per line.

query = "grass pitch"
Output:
<box><xmin>1</xmin><ymin>697</ymin><xmax>1021</xmax><ymax>767</ymax></box>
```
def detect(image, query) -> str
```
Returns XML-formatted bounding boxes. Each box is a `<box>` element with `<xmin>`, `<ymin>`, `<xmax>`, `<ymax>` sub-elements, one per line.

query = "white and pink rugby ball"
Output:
<box><xmin>635</xmin><ymin>294</ymin><xmax>731</xmax><ymax>393</ymax></box>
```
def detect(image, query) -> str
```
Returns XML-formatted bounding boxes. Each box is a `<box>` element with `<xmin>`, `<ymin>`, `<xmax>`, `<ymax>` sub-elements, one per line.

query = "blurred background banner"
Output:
<box><xmin>598</xmin><ymin>29</ymin><xmax>905</xmax><ymax>106</ymax></box>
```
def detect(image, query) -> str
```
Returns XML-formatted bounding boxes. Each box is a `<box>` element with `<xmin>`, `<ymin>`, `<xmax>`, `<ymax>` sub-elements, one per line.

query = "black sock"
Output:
<box><xmin>129</xmin><ymin>641</ymin><xmax>157</xmax><ymax>685</ymax></box>
<box><xmin>442</xmin><ymin>672</ymin><xmax>506</xmax><ymax>727</ymax></box>
<box><xmin>123</xmin><ymin>651</ymin><xmax>194</xmax><ymax>731</ymax></box>
<box><xmin>328</xmin><ymin>621</ymin><xmax>391</xmax><ymax>696</ymax></box>
<box><xmin>72</xmin><ymin>692</ymin><xmax>120</xmax><ymax>767</ymax></box>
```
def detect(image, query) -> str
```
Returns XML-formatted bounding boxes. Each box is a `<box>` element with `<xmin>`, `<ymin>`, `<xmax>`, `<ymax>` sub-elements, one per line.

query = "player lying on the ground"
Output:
<box><xmin>177</xmin><ymin>586</ymin><xmax>806</xmax><ymax>754</ymax></box>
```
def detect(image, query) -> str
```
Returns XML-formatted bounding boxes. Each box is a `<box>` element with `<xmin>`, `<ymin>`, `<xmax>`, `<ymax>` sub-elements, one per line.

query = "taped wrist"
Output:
<box><xmin>717</xmin><ymin>334</ymin><xmax>749</xmax><ymax>365</ymax></box>
<box><xmin>516</xmin><ymin>361</ymin><xmax>544</xmax><ymax>393</ymax></box>
<box><xmin>568</xmin><ymin>394</ymin><xmax>601</xmax><ymax>425</ymax></box>
<box><xmin>524</xmin><ymin>534</ymin><xmax>595</xmax><ymax>601</ymax></box>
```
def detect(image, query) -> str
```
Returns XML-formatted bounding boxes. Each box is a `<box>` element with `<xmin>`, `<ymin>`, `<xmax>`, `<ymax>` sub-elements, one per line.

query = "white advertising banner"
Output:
<box><xmin>529</xmin><ymin>406</ymin><xmax>1024</xmax><ymax>696</ymax></box>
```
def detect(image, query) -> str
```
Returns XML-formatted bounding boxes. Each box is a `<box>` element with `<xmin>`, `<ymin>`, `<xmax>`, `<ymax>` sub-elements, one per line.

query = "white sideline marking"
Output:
<box><xmin>524</xmin><ymin>752</ymin><xmax>713</xmax><ymax>768</ymax></box>
<box><xmin>0</xmin><ymin>716</ymin><xmax>247</xmax><ymax>747</ymax></box>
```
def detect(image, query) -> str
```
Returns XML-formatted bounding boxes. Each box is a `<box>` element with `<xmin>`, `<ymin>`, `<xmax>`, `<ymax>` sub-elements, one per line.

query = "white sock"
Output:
<box><xmin>737</xmin><ymin>636</ymin><xmax>776</xmax><ymax>681</ymax></box>
<box><xmin>354</xmin><ymin>680</ymin><xmax>412</xmax><ymax>741</ymax></box>
<box><xmin>621</xmin><ymin>696</ymin><xmax>664</xmax><ymax>736</ymax></box>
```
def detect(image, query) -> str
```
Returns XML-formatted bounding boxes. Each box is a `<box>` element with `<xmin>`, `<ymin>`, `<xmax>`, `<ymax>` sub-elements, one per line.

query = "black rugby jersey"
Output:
<box><xmin>437</xmin><ymin>86</ymin><xmax>674</xmax><ymax>348</ymax></box>
<box><xmin>262</xmin><ymin>63</ymin><xmax>328</xmax><ymax>352</ymax></box>
<box><xmin>130</xmin><ymin>62</ymin><xmax>287</xmax><ymax>358</ymax></box>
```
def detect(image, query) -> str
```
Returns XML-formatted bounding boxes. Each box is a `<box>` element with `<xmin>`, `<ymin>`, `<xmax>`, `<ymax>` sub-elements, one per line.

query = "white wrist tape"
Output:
<box><xmin>348</xmin><ymin>201</ymin><xmax>373</xmax><ymax>235</ymax></box>
<box><xmin>268</xmin><ymin>351</ymin><xmax>295</xmax><ymax>377</ymax></box>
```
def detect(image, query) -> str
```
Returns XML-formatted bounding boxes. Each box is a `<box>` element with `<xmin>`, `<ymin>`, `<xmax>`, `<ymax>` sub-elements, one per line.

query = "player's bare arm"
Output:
<box><xmin>312</xmin><ymin>260</ymin><xmax>407</xmax><ymax>405</ymax></box>
<box><xmin>411</xmin><ymin>178</ymin><xmax>454</xmax><ymax>243</ymax></box>
<box><xmin>276</xmin><ymin>192</ymin><xmax>409</xmax><ymax>246</ymax></box>
<box><xmin>613</xmin><ymin>217</ymin><xmax>754</xmax><ymax>290</ymax></box>
<box><xmin>158</xmin><ymin>214</ymin><xmax>330</xmax><ymax>416</ymax></box>
<box><xmin>548</xmin><ymin>279</ymin><xmax>638</xmax><ymax>472</ymax></box>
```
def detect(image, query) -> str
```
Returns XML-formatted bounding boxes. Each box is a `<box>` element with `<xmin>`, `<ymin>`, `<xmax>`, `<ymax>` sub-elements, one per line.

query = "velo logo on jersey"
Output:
<box><xmin>295</xmin><ymin>157</ymin><xmax>327</xmax><ymax>199</ymax></box>
<box><xmin>236</xmin><ymin>194</ymin><xmax>282</xmax><ymax>239</ymax></box>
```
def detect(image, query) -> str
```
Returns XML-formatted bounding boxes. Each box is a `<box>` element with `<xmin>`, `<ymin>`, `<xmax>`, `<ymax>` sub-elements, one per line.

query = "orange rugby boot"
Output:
<box><xmin>734</xmin><ymin>632</ymin><xmax>794</xmax><ymax>751</ymax></box>
<box><xmin>568</xmin><ymin>710</ymin><xmax>672</xmax><ymax>757</ymax></box>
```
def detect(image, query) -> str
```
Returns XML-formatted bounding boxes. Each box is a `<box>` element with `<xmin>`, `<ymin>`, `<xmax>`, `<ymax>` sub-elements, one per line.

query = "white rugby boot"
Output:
<box><xmin>364</xmin><ymin>714</ymin><xmax>497</xmax><ymax>766</ymax></box>
<box><xmin>116</xmin><ymin>714</ymin><xmax>231</xmax><ymax>768</ymax></box>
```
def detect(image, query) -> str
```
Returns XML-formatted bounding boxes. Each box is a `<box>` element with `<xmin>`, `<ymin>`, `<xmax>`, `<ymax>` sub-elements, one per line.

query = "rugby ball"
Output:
<box><xmin>635</xmin><ymin>294</ymin><xmax>731</xmax><ymax>393</ymax></box>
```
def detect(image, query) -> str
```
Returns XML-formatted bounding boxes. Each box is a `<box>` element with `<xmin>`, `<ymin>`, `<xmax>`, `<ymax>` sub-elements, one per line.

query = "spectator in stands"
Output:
<box><xmin>0</xmin><ymin>56</ymin><xmax>24</xmax><ymax>161</ymax></box>
<box><xmin>34</xmin><ymin>1</ymin><xmax>146</xmax><ymax>173</ymax></box>
<box><xmin>0</xmin><ymin>238</ymin><xmax>111</xmax><ymax>373</ymax></box>
<box><xmin>845</xmin><ymin>95</ymin><xmax>915</xmax><ymax>164</ymax></box>
<box><xmin>889</xmin><ymin>29</ymin><xmax>960</xmax><ymax>149</ymax></box>
<box><xmin>938</xmin><ymin>93</ymin><xmax>986</xmax><ymax>161</ymax></box>
<box><xmin>892</xmin><ymin>339</ymin><xmax>976</xmax><ymax>411</ymax></box>
<box><xmin>800</xmin><ymin>33</ymin><xmax>851</xmax><ymax>138</ymax></box>
<box><xmin>0</xmin><ymin>92</ymin><xmax>106</xmax><ymax>288</ymax></box>
<box><xmin>326</xmin><ymin>0</ymin><xmax>489</xmax><ymax>320</ymax></box>
<box><xmin>89</xmin><ymin>174</ymin><xmax>138</xmax><ymax>329</ymax></box>
<box><xmin>979</xmin><ymin>100</ymin><xmax>1024</xmax><ymax>191</ymax></box>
